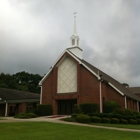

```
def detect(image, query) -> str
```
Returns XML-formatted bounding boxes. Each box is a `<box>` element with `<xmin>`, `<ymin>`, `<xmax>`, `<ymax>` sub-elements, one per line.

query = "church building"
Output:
<box><xmin>39</xmin><ymin>15</ymin><xmax>140</xmax><ymax>115</ymax></box>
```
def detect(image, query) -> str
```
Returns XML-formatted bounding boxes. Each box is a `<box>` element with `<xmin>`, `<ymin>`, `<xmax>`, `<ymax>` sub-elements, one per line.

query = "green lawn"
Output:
<box><xmin>0</xmin><ymin>122</ymin><xmax>140</xmax><ymax>140</ymax></box>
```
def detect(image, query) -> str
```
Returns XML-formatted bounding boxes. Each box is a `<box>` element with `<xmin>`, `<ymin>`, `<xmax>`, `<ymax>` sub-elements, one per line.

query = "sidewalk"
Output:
<box><xmin>1</xmin><ymin>116</ymin><xmax>140</xmax><ymax>133</ymax></box>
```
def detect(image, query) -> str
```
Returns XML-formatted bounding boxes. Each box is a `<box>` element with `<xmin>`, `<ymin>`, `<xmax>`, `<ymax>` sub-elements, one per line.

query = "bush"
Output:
<box><xmin>63</xmin><ymin>117</ymin><xmax>74</xmax><ymax>122</ymax></box>
<box><xmin>91</xmin><ymin>116</ymin><xmax>101</xmax><ymax>123</ymax></box>
<box><xmin>71</xmin><ymin>113</ymin><xmax>77</xmax><ymax>118</ymax></box>
<box><xmin>129</xmin><ymin>119</ymin><xmax>137</xmax><ymax>124</ymax></box>
<box><xmin>14</xmin><ymin>112</ymin><xmax>37</xmax><ymax>119</ymax></box>
<box><xmin>102</xmin><ymin>118</ymin><xmax>111</xmax><ymax>123</ymax></box>
<box><xmin>121</xmin><ymin>119</ymin><xmax>128</xmax><ymax>124</ymax></box>
<box><xmin>80</xmin><ymin>103</ymin><xmax>99</xmax><ymax>114</ymax></box>
<box><xmin>111</xmin><ymin>118</ymin><xmax>120</xmax><ymax>124</ymax></box>
<box><xmin>137</xmin><ymin>119</ymin><xmax>140</xmax><ymax>124</ymax></box>
<box><xmin>103</xmin><ymin>101</ymin><xmax>120</xmax><ymax>113</ymax></box>
<box><xmin>36</xmin><ymin>104</ymin><xmax>52</xmax><ymax>116</ymax></box>
<box><xmin>24</xmin><ymin>113</ymin><xmax>37</xmax><ymax>118</ymax></box>
<box><xmin>123</xmin><ymin>115</ymin><xmax>136</xmax><ymax>121</ymax></box>
<box><xmin>113</xmin><ymin>108</ymin><xmax>134</xmax><ymax>115</ymax></box>
<box><xmin>110</xmin><ymin>114</ymin><xmax>123</xmax><ymax>119</ymax></box>
<box><xmin>72</xmin><ymin>104</ymin><xmax>83</xmax><ymax>114</ymax></box>
<box><xmin>76</xmin><ymin>114</ymin><xmax>91</xmax><ymax>123</ymax></box>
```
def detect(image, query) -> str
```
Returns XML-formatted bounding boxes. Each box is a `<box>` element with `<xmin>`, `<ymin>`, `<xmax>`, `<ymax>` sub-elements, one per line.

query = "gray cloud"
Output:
<box><xmin>0</xmin><ymin>0</ymin><xmax>140</xmax><ymax>87</ymax></box>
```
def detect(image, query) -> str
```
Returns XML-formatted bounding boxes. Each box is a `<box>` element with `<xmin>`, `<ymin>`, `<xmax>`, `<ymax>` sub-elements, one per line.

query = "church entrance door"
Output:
<box><xmin>58</xmin><ymin>99</ymin><xmax>77</xmax><ymax>115</ymax></box>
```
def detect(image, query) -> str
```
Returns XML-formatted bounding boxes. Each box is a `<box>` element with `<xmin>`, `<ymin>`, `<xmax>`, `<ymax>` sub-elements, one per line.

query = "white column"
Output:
<box><xmin>125</xmin><ymin>96</ymin><xmax>127</xmax><ymax>109</ymax></box>
<box><xmin>137</xmin><ymin>101</ymin><xmax>139</xmax><ymax>112</ymax></box>
<box><xmin>5</xmin><ymin>101</ymin><xmax>8</xmax><ymax>117</ymax></box>
<box><xmin>40</xmin><ymin>86</ymin><xmax>42</xmax><ymax>104</ymax></box>
<box><xmin>99</xmin><ymin>81</ymin><xmax>102</xmax><ymax>113</ymax></box>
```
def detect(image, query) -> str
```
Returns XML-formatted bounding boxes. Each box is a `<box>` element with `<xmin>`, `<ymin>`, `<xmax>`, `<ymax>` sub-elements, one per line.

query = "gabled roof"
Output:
<box><xmin>39</xmin><ymin>48</ymin><xmax>140</xmax><ymax>101</ymax></box>
<box><xmin>128</xmin><ymin>87</ymin><xmax>140</xmax><ymax>94</ymax></box>
<box><xmin>0</xmin><ymin>88</ymin><xmax>40</xmax><ymax>101</ymax></box>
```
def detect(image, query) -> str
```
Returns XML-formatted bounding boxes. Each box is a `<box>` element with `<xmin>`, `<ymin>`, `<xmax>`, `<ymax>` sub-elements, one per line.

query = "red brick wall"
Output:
<box><xmin>42</xmin><ymin>71</ymin><xmax>53</xmax><ymax>105</ymax></box>
<box><xmin>79</xmin><ymin>65</ymin><xmax>100</xmax><ymax>104</ymax></box>
<box><xmin>105</xmin><ymin>85</ymin><xmax>125</xmax><ymax>108</ymax></box>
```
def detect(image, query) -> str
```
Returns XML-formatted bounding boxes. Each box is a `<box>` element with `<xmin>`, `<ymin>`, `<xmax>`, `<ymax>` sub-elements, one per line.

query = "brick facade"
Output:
<box><xmin>41</xmin><ymin>52</ymin><xmax>139</xmax><ymax>114</ymax></box>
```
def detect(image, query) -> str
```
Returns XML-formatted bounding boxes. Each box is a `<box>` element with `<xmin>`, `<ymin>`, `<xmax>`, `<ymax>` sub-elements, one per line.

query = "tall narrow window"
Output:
<box><xmin>72</xmin><ymin>39</ymin><xmax>75</xmax><ymax>45</ymax></box>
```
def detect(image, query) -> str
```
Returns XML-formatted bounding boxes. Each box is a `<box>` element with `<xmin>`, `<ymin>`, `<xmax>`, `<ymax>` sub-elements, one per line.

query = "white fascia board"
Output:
<box><xmin>39</xmin><ymin>68</ymin><xmax>52</xmax><ymax>86</ymax></box>
<box><xmin>66</xmin><ymin>50</ymin><xmax>99</xmax><ymax>79</ymax></box>
<box><xmin>108</xmin><ymin>82</ymin><xmax>124</xmax><ymax>96</ymax></box>
<box><xmin>81</xmin><ymin>63</ymin><xmax>99</xmax><ymax>79</ymax></box>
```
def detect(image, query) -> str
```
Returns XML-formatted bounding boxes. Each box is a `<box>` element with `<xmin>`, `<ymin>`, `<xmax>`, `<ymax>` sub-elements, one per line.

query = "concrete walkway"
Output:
<box><xmin>1</xmin><ymin>116</ymin><xmax>140</xmax><ymax>133</ymax></box>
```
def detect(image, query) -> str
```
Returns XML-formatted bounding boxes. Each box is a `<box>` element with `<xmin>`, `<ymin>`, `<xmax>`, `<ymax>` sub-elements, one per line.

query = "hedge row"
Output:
<box><xmin>72</xmin><ymin>114</ymin><xmax>140</xmax><ymax>125</ymax></box>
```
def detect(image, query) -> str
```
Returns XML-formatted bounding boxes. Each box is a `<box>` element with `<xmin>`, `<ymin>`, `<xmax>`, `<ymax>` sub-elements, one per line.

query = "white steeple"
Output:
<box><xmin>68</xmin><ymin>13</ymin><xmax>83</xmax><ymax>59</ymax></box>
<box><xmin>70</xmin><ymin>12</ymin><xmax>80</xmax><ymax>47</ymax></box>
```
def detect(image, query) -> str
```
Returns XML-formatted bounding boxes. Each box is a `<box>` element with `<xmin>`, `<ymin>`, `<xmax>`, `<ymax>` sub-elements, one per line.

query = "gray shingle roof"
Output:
<box><xmin>81</xmin><ymin>60</ymin><xmax>140</xmax><ymax>101</ymax></box>
<box><xmin>0</xmin><ymin>88</ymin><xmax>40</xmax><ymax>100</ymax></box>
<box><xmin>128</xmin><ymin>87</ymin><xmax>140</xmax><ymax>94</ymax></box>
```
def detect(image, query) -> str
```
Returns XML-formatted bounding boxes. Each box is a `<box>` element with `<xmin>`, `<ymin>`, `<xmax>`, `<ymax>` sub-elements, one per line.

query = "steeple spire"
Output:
<box><xmin>73</xmin><ymin>12</ymin><xmax>77</xmax><ymax>35</ymax></box>
<box><xmin>70</xmin><ymin>12</ymin><xmax>80</xmax><ymax>47</ymax></box>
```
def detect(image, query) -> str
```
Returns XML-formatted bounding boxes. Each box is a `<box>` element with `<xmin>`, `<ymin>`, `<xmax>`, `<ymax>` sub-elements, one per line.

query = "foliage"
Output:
<box><xmin>76</xmin><ymin>114</ymin><xmax>91</xmax><ymax>123</ymax></box>
<box><xmin>129</xmin><ymin>119</ymin><xmax>137</xmax><ymax>124</ymax></box>
<box><xmin>0</xmin><ymin>71</ymin><xmax>42</xmax><ymax>93</ymax></box>
<box><xmin>71</xmin><ymin>113</ymin><xmax>77</xmax><ymax>118</ymax></box>
<box><xmin>121</xmin><ymin>119</ymin><xmax>128</xmax><ymax>124</ymax></box>
<box><xmin>103</xmin><ymin>101</ymin><xmax>120</xmax><ymax>113</ymax></box>
<box><xmin>72</xmin><ymin>104</ymin><xmax>83</xmax><ymax>114</ymax></box>
<box><xmin>122</xmin><ymin>83</ymin><xmax>129</xmax><ymax>88</ymax></box>
<box><xmin>80</xmin><ymin>103</ymin><xmax>99</xmax><ymax>114</ymax></box>
<box><xmin>91</xmin><ymin>116</ymin><xmax>101</xmax><ymax>123</ymax></box>
<box><xmin>102</xmin><ymin>118</ymin><xmax>111</xmax><ymax>123</ymax></box>
<box><xmin>111</xmin><ymin>118</ymin><xmax>120</xmax><ymax>124</ymax></box>
<box><xmin>137</xmin><ymin>119</ymin><xmax>140</xmax><ymax>124</ymax></box>
<box><xmin>36</xmin><ymin>104</ymin><xmax>52</xmax><ymax>116</ymax></box>
<box><xmin>14</xmin><ymin>112</ymin><xmax>37</xmax><ymax>119</ymax></box>
<box><xmin>62</xmin><ymin>117</ymin><xmax>75</xmax><ymax>122</ymax></box>
<box><xmin>113</xmin><ymin>108</ymin><xmax>133</xmax><ymax>115</ymax></box>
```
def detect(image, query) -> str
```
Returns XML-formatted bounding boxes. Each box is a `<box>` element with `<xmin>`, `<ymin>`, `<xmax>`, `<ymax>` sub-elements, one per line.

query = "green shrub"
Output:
<box><xmin>36</xmin><ymin>104</ymin><xmax>52</xmax><ymax>116</ymax></box>
<box><xmin>123</xmin><ymin>115</ymin><xmax>136</xmax><ymax>121</ymax></box>
<box><xmin>111</xmin><ymin>118</ymin><xmax>120</xmax><ymax>124</ymax></box>
<box><xmin>137</xmin><ymin>119</ymin><xmax>140</xmax><ymax>124</ymax></box>
<box><xmin>72</xmin><ymin>104</ymin><xmax>83</xmax><ymax>114</ymax></box>
<box><xmin>91</xmin><ymin>116</ymin><xmax>101</xmax><ymax>123</ymax></box>
<box><xmin>129</xmin><ymin>119</ymin><xmax>137</xmax><ymax>124</ymax></box>
<box><xmin>121</xmin><ymin>119</ymin><xmax>128</xmax><ymax>124</ymax></box>
<box><xmin>102</xmin><ymin>118</ymin><xmax>111</xmax><ymax>123</ymax></box>
<box><xmin>110</xmin><ymin>114</ymin><xmax>123</xmax><ymax>119</ymax></box>
<box><xmin>80</xmin><ymin>103</ymin><xmax>99</xmax><ymax>114</ymax></box>
<box><xmin>63</xmin><ymin>117</ymin><xmax>74</xmax><ymax>122</ymax></box>
<box><xmin>71</xmin><ymin>113</ymin><xmax>77</xmax><ymax>118</ymax></box>
<box><xmin>24</xmin><ymin>113</ymin><xmax>37</xmax><ymax>118</ymax></box>
<box><xmin>113</xmin><ymin>108</ymin><xmax>133</xmax><ymax>115</ymax></box>
<box><xmin>14</xmin><ymin>112</ymin><xmax>37</xmax><ymax>119</ymax></box>
<box><xmin>103</xmin><ymin>101</ymin><xmax>120</xmax><ymax>113</ymax></box>
<box><xmin>14</xmin><ymin>112</ymin><xmax>26</xmax><ymax>118</ymax></box>
<box><xmin>76</xmin><ymin>114</ymin><xmax>91</xmax><ymax>123</ymax></box>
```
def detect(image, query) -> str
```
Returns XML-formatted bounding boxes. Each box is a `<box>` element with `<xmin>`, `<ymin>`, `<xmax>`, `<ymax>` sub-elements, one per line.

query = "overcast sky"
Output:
<box><xmin>0</xmin><ymin>0</ymin><xmax>140</xmax><ymax>87</ymax></box>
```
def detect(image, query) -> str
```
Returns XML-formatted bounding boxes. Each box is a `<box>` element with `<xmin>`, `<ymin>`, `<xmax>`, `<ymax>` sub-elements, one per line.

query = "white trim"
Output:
<box><xmin>81</xmin><ymin>63</ymin><xmax>99</xmax><ymax>79</ymax></box>
<box><xmin>40</xmin><ymin>86</ymin><xmax>42</xmax><ymax>104</ymax></box>
<box><xmin>108</xmin><ymin>82</ymin><xmax>124</xmax><ymax>96</ymax></box>
<box><xmin>99</xmin><ymin>81</ymin><xmax>102</xmax><ymax>113</ymax></box>
<box><xmin>39</xmin><ymin>68</ymin><xmax>52</xmax><ymax>85</ymax></box>
<box><xmin>137</xmin><ymin>101</ymin><xmax>139</xmax><ymax>112</ymax></box>
<box><xmin>5</xmin><ymin>101</ymin><xmax>8</xmax><ymax>117</ymax></box>
<box><xmin>125</xmin><ymin>96</ymin><xmax>127</xmax><ymax>109</ymax></box>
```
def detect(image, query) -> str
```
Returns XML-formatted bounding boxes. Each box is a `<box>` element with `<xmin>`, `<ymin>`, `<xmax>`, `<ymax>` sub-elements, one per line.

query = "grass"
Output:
<box><xmin>91</xmin><ymin>123</ymin><xmax>140</xmax><ymax>130</ymax></box>
<box><xmin>0</xmin><ymin>122</ymin><xmax>140</xmax><ymax>140</ymax></box>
